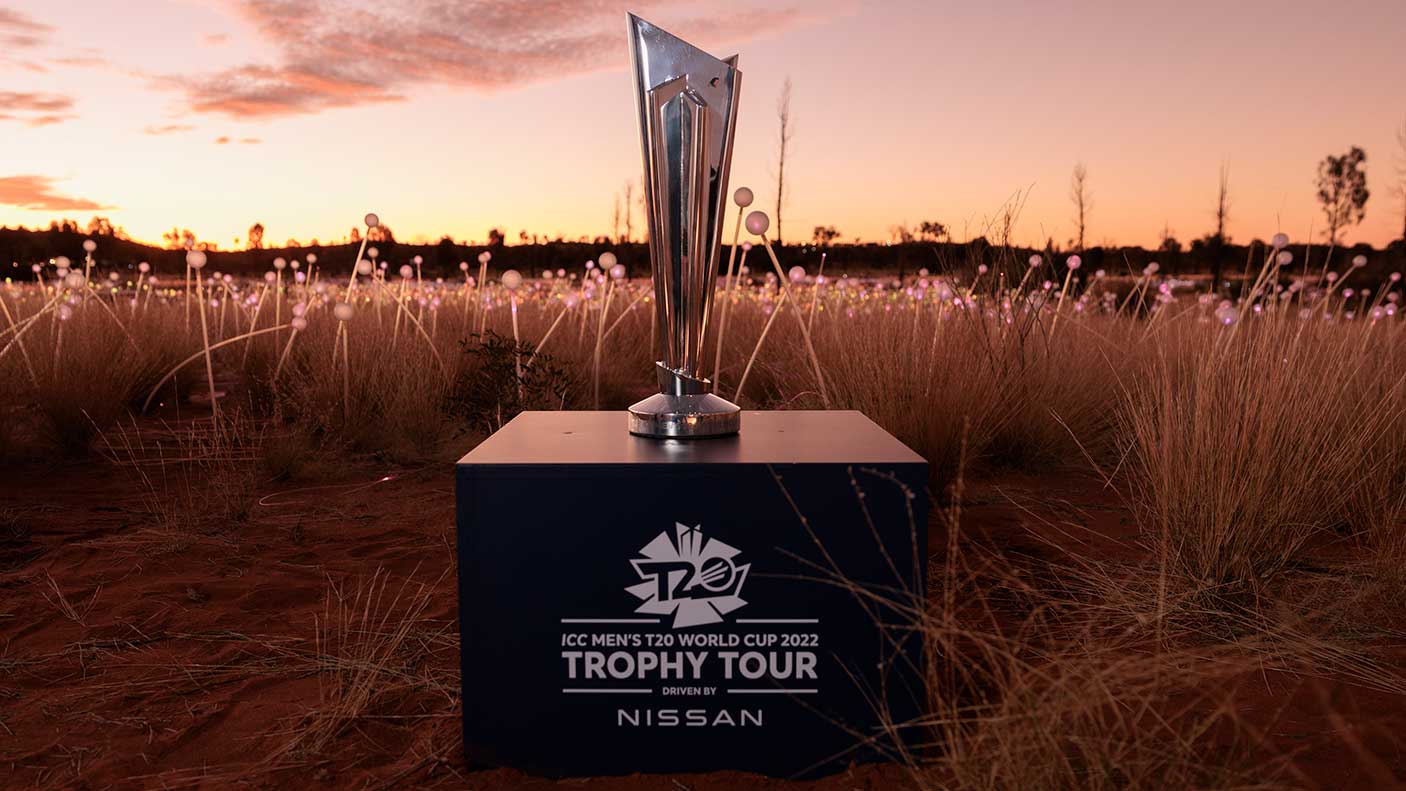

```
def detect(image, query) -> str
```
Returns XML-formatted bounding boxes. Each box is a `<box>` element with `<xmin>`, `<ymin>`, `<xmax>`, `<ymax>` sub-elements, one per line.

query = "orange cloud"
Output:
<box><xmin>176</xmin><ymin>62</ymin><xmax>401</xmax><ymax>118</ymax></box>
<box><xmin>0</xmin><ymin>92</ymin><xmax>71</xmax><ymax>113</ymax></box>
<box><xmin>0</xmin><ymin>92</ymin><xmax>75</xmax><ymax>125</ymax></box>
<box><xmin>168</xmin><ymin>0</ymin><xmax>800</xmax><ymax>119</ymax></box>
<box><xmin>23</xmin><ymin>114</ymin><xmax>68</xmax><ymax>127</ymax></box>
<box><xmin>0</xmin><ymin>8</ymin><xmax>52</xmax><ymax>49</ymax></box>
<box><xmin>0</xmin><ymin>175</ymin><xmax>109</xmax><ymax>211</ymax></box>
<box><xmin>144</xmin><ymin>123</ymin><xmax>195</xmax><ymax>135</ymax></box>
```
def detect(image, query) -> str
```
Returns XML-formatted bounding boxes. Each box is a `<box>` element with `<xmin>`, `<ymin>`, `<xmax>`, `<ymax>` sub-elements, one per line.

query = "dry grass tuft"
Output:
<box><xmin>273</xmin><ymin>567</ymin><xmax>449</xmax><ymax>761</ymax></box>
<box><xmin>1118</xmin><ymin>317</ymin><xmax>1406</xmax><ymax>588</ymax></box>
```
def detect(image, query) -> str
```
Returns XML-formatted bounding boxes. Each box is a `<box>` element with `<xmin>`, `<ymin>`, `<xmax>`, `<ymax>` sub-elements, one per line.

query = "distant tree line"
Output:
<box><xmin>5</xmin><ymin>225</ymin><xmax>1405</xmax><ymax>293</ymax></box>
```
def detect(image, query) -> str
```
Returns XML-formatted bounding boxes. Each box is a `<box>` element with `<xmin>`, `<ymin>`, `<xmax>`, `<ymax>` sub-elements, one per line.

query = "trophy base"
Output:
<box><xmin>627</xmin><ymin>392</ymin><xmax>742</xmax><ymax>438</ymax></box>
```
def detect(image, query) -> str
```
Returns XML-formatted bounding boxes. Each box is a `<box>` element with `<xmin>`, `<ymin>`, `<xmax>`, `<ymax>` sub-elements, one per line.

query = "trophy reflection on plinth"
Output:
<box><xmin>626</xmin><ymin>13</ymin><xmax>743</xmax><ymax>439</ymax></box>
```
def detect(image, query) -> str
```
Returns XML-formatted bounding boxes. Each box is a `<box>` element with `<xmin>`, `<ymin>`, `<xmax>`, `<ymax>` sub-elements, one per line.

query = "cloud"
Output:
<box><xmin>23</xmin><ymin>114</ymin><xmax>68</xmax><ymax>127</ymax></box>
<box><xmin>53</xmin><ymin>54</ymin><xmax>111</xmax><ymax>68</ymax></box>
<box><xmin>0</xmin><ymin>92</ymin><xmax>75</xmax><ymax>125</ymax></box>
<box><xmin>0</xmin><ymin>8</ymin><xmax>52</xmax><ymax>48</ymax></box>
<box><xmin>144</xmin><ymin>123</ymin><xmax>195</xmax><ymax>135</ymax></box>
<box><xmin>167</xmin><ymin>0</ymin><xmax>803</xmax><ymax>119</ymax></box>
<box><xmin>0</xmin><ymin>175</ymin><xmax>109</xmax><ymax>211</ymax></box>
<box><xmin>213</xmin><ymin>135</ymin><xmax>263</xmax><ymax>144</ymax></box>
<box><xmin>203</xmin><ymin>32</ymin><xmax>230</xmax><ymax>45</ymax></box>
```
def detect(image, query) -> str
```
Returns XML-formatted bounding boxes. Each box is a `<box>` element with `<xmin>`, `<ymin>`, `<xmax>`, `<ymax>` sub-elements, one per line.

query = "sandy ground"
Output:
<box><xmin>1</xmin><ymin>444</ymin><xmax>1403</xmax><ymax>788</ymax></box>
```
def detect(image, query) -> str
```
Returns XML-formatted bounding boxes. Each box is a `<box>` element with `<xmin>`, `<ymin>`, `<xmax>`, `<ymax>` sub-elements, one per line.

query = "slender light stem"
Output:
<box><xmin>341</xmin><ymin>326</ymin><xmax>351</xmax><ymax>425</ymax></box>
<box><xmin>0</xmin><ymin>292</ymin><xmax>38</xmax><ymax>386</ymax></box>
<box><xmin>242</xmin><ymin>284</ymin><xmax>268</xmax><ymax>368</ymax></box>
<box><xmin>525</xmin><ymin>305</ymin><xmax>571</xmax><ymax>370</ymax></box>
<box><xmin>476</xmin><ymin>261</ymin><xmax>489</xmax><ymax>336</ymax></box>
<box><xmin>274</xmin><ymin>327</ymin><xmax>300</xmax><ymax>381</ymax></box>
<box><xmin>195</xmin><ymin>277</ymin><xmax>220</xmax><ymax>422</ymax></box>
<box><xmin>593</xmin><ymin>280</ymin><xmax>615</xmax><ymax>408</ymax></box>
<box><xmin>511</xmin><ymin>292</ymin><xmax>523</xmax><ymax>402</ymax></box>
<box><xmin>184</xmin><ymin>260</ymin><xmax>192</xmax><ymax>330</ymax></box>
<box><xmin>711</xmin><ymin>208</ymin><xmax>745</xmax><ymax>382</ymax></box>
<box><xmin>602</xmin><ymin>290</ymin><xmax>649</xmax><ymax>341</ymax></box>
<box><xmin>734</xmin><ymin>291</ymin><xmax>788</xmax><ymax>402</ymax></box>
<box><xmin>142</xmin><ymin>323</ymin><xmax>291</xmax><ymax>412</ymax></box>
<box><xmin>712</xmin><ymin>247</ymin><xmax>749</xmax><ymax>394</ymax></box>
<box><xmin>760</xmin><ymin>235</ymin><xmax>830</xmax><ymax>407</ymax></box>
<box><xmin>806</xmin><ymin>252</ymin><xmax>827</xmax><ymax>333</ymax></box>
<box><xmin>1050</xmin><ymin>268</ymin><xmax>1075</xmax><ymax>337</ymax></box>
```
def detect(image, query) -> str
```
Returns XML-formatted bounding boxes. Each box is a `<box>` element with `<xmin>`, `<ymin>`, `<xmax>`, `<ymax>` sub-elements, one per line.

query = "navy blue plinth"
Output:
<box><xmin>456</xmin><ymin>410</ymin><xmax>928</xmax><ymax>777</ymax></box>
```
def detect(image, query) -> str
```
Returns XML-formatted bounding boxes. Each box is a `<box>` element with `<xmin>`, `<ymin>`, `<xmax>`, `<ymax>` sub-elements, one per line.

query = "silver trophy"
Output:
<box><xmin>626</xmin><ymin>13</ymin><xmax>743</xmax><ymax>439</ymax></box>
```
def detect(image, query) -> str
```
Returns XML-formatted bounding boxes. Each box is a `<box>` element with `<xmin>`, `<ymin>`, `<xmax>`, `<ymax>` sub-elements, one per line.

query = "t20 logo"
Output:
<box><xmin>626</xmin><ymin>523</ymin><xmax>749</xmax><ymax>628</ymax></box>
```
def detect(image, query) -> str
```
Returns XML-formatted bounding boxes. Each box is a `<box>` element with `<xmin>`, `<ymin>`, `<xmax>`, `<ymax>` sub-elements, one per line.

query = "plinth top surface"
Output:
<box><xmin>458</xmin><ymin>410</ymin><xmax>925</xmax><ymax>466</ymax></box>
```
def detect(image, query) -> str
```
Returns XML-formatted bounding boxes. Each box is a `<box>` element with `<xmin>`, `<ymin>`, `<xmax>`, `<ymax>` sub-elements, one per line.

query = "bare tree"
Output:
<box><xmin>1316</xmin><ymin>146</ymin><xmax>1370</xmax><ymax>245</ymax></box>
<box><xmin>1069</xmin><ymin>162</ymin><xmax>1091</xmax><ymax>251</ymax></box>
<box><xmin>1393</xmin><ymin>119</ymin><xmax>1406</xmax><ymax>242</ymax></box>
<box><xmin>1213</xmin><ymin>162</ymin><xmax>1231</xmax><ymax>243</ymax></box>
<box><xmin>622</xmin><ymin>180</ymin><xmax>634</xmax><ymax>243</ymax></box>
<box><xmin>612</xmin><ymin>193</ymin><xmax>621</xmax><ymax>244</ymax></box>
<box><xmin>774</xmin><ymin>77</ymin><xmax>794</xmax><ymax>246</ymax></box>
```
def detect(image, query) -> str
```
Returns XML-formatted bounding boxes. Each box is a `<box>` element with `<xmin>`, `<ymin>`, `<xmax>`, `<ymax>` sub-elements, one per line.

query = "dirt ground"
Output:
<box><xmin>1</xmin><ymin>440</ymin><xmax>1403</xmax><ymax>789</ymax></box>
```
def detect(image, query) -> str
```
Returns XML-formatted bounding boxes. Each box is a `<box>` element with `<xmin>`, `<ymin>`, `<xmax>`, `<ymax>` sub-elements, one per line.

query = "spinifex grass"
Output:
<box><xmin>1117</xmin><ymin>315</ymin><xmax>1406</xmax><ymax>588</ymax></box>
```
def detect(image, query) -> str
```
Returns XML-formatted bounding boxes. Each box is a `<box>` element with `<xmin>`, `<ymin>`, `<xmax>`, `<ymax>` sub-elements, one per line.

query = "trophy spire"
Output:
<box><xmin>627</xmin><ymin>13</ymin><xmax>744</xmax><ymax>438</ymax></box>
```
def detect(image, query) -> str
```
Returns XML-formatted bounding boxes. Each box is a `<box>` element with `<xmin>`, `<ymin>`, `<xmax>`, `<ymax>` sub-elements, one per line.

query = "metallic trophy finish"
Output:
<box><xmin>626</xmin><ymin>13</ymin><xmax>744</xmax><ymax>439</ymax></box>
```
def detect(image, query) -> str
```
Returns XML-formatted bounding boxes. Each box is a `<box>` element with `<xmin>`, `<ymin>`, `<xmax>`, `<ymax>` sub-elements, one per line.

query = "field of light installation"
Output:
<box><xmin>0</xmin><ymin>202</ymin><xmax>1404</xmax><ymax>788</ymax></box>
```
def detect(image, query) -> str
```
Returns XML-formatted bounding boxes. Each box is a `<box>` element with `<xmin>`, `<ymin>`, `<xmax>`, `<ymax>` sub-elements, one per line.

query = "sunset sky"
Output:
<box><xmin>1</xmin><ymin>0</ymin><xmax>1403</xmax><ymax>249</ymax></box>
